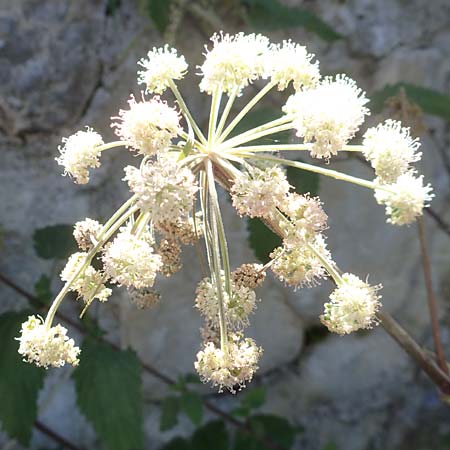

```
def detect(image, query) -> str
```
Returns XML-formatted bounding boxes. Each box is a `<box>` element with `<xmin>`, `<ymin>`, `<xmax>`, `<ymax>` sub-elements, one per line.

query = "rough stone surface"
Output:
<box><xmin>1</xmin><ymin>1</ymin><xmax>450</xmax><ymax>449</ymax></box>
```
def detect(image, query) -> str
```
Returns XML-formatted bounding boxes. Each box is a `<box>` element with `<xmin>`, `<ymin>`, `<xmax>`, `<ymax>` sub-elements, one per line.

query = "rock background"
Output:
<box><xmin>1</xmin><ymin>0</ymin><xmax>450</xmax><ymax>449</ymax></box>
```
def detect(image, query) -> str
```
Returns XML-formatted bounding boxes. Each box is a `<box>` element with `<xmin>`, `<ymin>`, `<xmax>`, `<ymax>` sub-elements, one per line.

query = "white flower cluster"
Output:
<box><xmin>124</xmin><ymin>157</ymin><xmax>198</xmax><ymax>225</ymax></box>
<box><xmin>363</xmin><ymin>120</ymin><xmax>422</xmax><ymax>184</ymax></box>
<box><xmin>60</xmin><ymin>252</ymin><xmax>112</xmax><ymax>303</ymax></box>
<box><xmin>321</xmin><ymin>273</ymin><xmax>381</xmax><ymax>335</ymax></box>
<box><xmin>231</xmin><ymin>166</ymin><xmax>290</xmax><ymax>218</ymax></box>
<box><xmin>199</xmin><ymin>32</ymin><xmax>270</xmax><ymax>95</ymax></box>
<box><xmin>195</xmin><ymin>273</ymin><xmax>257</xmax><ymax>330</ymax></box>
<box><xmin>270</xmin><ymin>235</ymin><xmax>329</xmax><ymax>288</ymax></box>
<box><xmin>103</xmin><ymin>230</ymin><xmax>162</xmax><ymax>289</ymax></box>
<box><xmin>284</xmin><ymin>75</ymin><xmax>369</xmax><ymax>159</ymax></box>
<box><xmin>112</xmin><ymin>95</ymin><xmax>181</xmax><ymax>155</ymax></box>
<box><xmin>56</xmin><ymin>127</ymin><xmax>104</xmax><ymax>184</ymax></box>
<box><xmin>265</xmin><ymin>40</ymin><xmax>320</xmax><ymax>91</ymax></box>
<box><xmin>73</xmin><ymin>218</ymin><xmax>103</xmax><ymax>251</ymax></box>
<box><xmin>17</xmin><ymin>315</ymin><xmax>80</xmax><ymax>368</ymax></box>
<box><xmin>195</xmin><ymin>333</ymin><xmax>262</xmax><ymax>393</ymax></box>
<box><xmin>138</xmin><ymin>45</ymin><xmax>188</xmax><ymax>94</ymax></box>
<box><xmin>375</xmin><ymin>173</ymin><xmax>434</xmax><ymax>225</ymax></box>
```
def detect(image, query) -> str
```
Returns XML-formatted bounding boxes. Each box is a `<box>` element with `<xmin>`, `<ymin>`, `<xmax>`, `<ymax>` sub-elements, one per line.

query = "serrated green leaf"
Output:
<box><xmin>184</xmin><ymin>373</ymin><xmax>202</xmax><ymax>384</ymax></box>
<box><xmin>180</xmin><ymin>391</ymin><xmax>203</xmax><ymax>426</ymax></box>
<box><xmin>160</xmin><ymin>396</ymin><xmax>180</xmax><ymax>431</ymax></box>
<box><xmin>191</xmin><ymin>420</ymin><xmax>229</xmax><ymax>450</ymax></box>
<box><xmin>235</xmin><ymin>414</ymin><xmax>297</xmax><ymax>450</ymax></box>
<box><xmin>247</xmin><ymin>218</ymin><xmax>282</xmax><ymax>264</ymax></box>
<box><xmin>371</xmin><ymin>82</ymin><xmax>450</xmax><ymax>121</ymax></box>
<box><xmin>147</xmin><ymin>0</ymin><xmax>173</xmax><ymax>33</ymax></box>
<box><xmin>33</xmin><ymin>224</ymin><xmax>77</xmax><ymax>260</ymax></box>
<box><xmin>243</xmin><ymin>0</ymin><xmax>341</xmax><ymax>42</ymax></box>
<box><xmin>0</xmin><ymin>311</ymin><xmax>46</xmax><ymax>445</ymax></box>
<box><xmin>34</xmin><ymin>274</ymin><xmax>52</xmax><ymax>305</ymax></box>
<box><xmin>241</xmin><ymin>386</ymin><xmax>267</xmax><ymax>410</ymax></box>
<box><xmin>231</xmin><ymin>107</ymin><xmax>290</xmax><ymax>145</ymax></box>
<box><xmin>73</xmin><ymin>338</ymin><xmax>144</xmax><ymax>450</ymax></box>
<box><xmin>160</xmin><ymin>437</ymin><xmax>192</xmax><ymax>450</ymax></box>
<box><xmin>287</xmin><ymin>159</ymin><xmax>320</xmax><ymax>196</ymax></box>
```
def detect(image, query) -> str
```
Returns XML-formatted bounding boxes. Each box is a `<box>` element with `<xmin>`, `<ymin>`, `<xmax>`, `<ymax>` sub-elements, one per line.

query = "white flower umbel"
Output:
<box><xmin>231</xmin><ymin>166</ymin><xmax>290</xmax><ymax>218</ymax></box>
<box><xmin>73</xmin><ymin>218</ymin><xmax>103</xmax><ymax>251</ymax></box>
<box><xmin>195</xmin><ymin>333</ymin><xmax>262</xmax><ymax>393</ymax></box>
<box><xmin>375</xmin><ymin>172</ymin><xmax>434</xmax><ymax>225</ymax></box>
<box><xmin>271</xmin><ymin>235</ymin><xmax>329</xmax><ymax>288</ymax></box>
<box><xmin>195</xmin><ymin>274</ymin><xmax>257</xmax><ymax>330</ymax></box>
<box><xmin>138</xmin><ymin>45</ymin><xmax>188</xmax><ymax>94</ymax></box>
<box><xmin>280</xmin><ymin>192</ymin><xmax>328</xmax><ymax>243</ymax></box>
<box><xmin>56</xmin><ymin>127</ymin><xmax>104</xmax><ymax>184</ymax></box>
<box><xmin>103</xmin><ymin>230</ymin><xmax>163</xmax><ymax>288</ymax></box>
<box><xmin>199</xmin><ymin>31</ymin><xmax>270</xmax><ymax>95</ymax></box>
<box><xmin>112</xmin><ymin>95</ymin><xmax>181</xmax><ymax>155</ymax></box>
<box><xmin>17</xmin><ymin>315</ymin><xmax>80</xmax><ymax>368</ymax></box>
<box><xmin>283</xmin><ymin>75</ymin><xmax>369</xmax><ymax>159</ymax></box>
<box><xmin>124</xmin><ymin>157</ymin><xmax>198</xmax><ymax>225</ymax></box>
<box><xmin>363</xmin><ymin>120</ymin><xmax>422</xmax><ymax>183</ymax></box>
<box><xmin>61</xmin><ymin>252</ymin><xmax>112</xmax><ymax>303</ymax></box>
<box><xmin>321</xmin><ymin>273</ymin><xmax>381</xmax><ymax>335</ymax></box>
<box><xmin>265</xmin><ymin>40</ymin><xmax>320</xmax><ymax>91</ymax></box>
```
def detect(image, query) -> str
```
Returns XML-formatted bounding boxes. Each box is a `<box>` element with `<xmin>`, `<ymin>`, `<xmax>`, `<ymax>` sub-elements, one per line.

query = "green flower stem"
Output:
<box><xmin>44</xmin><ymin>198</ymin><xmax>138</xmax><ymax>330</ymax></box>
<box><xmin>236</xmin><ymin>153</ymin><xmax>393</xmax><ymax>193</ymax></box>
<box><xmin>97</xmin><ymin>141</ymin><xmax>127</xmax><ymax>152</ymax></box>
<box><xmin>219</xmin><ymin>122</ymin><xmax>294</xmax><ymax>150</ymax></box>
<box><xmin>169</xmin><ymin>79</ymin><xmax>207</xmax><ymax>145</ymax></box>
<box><xmin>79</xmin><ymin>273</ymin><xmax>109</xmax><ymax>319</ymax></box>
<box><xmin>208</xmin><ymin>87</ymin><xmax>223</xmax><ymax>145</ymax></box>
<box><xmin>216</xmin><ymin>81</ymin><xmax>276</xmax><ymax>144</ymax></box>
<box><xmin>215</xmin><ymin>88</ymin><xmax>239</xmax><ymax>141</ymax></box>
<box><xmin>227</xmin><ymin>144</ymin><xmax>365</xmax><ymax>153</ymax></box>
<box><xmin>179</xmin><ymin>131</ymin><xmax>206</xmax><ymax>152</ymax></box>
<box><xmin>206</xmin><ymin>160</ymin><xmax>229</xmax><ymax>352</ymax></box>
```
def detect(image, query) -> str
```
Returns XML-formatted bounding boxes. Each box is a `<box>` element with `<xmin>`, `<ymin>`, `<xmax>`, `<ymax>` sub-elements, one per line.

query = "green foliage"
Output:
<box><xmin>0</xmin><ymin>311</ymin><xmax>46</xmax><ymax>445</ymax></box>
<box><xmin>286</xmin><ymin>160</ymin><xmax>320</xmax><ymax>196</ymax></box>
<box><xmin>34</xmin><ymin>274</ymin><xmax>52</xmax><ymax>305</ymax></box>
<box><xmin>234</xmin><ymin>414</ymin><xmax>297</xmax><ymax>450</ymax></box>
<box><xmin>191</xmin><ymin>420</ymin><xmax>229</xmax><ymax>450</ymax></box>
<box><xmin>106</xmin><ymin>0</ymin><xmax>121</xmax><ymax>15</ymax></box>
<box><xmin>160</xmin><ymin>396</ymin><xmax>180</xmax><ymax>431</ymax></box>
<box><xmin>234</xmin><ymin>386</ymin><xmax>267</xmax><ymax>417</ymax></box>
<box><xmin>161</xmin><ymin>437</ymin><xmax>192</xmax><ymax>450</ymax></box>
<box><xmin>247</xmin><ymin>218</ymin><xmax>282</xmax><ymax>264</ymax></box>
<box><xmin>33</xmin><ymin>224</ymin><xmax>77</xmax><ymax>260</ymax></box>
<box><xmin>242</xmin><ymin>0</ymin><xmax>342</xmax><ymax>41</ymax></box>
<box><xmin>146</xmin><ymin>0</ymin><xmax>173</xmax><ymax>33</ymax></box>
<box><xmin>73</xmin><ymin>337</ymin><xmax>144</xmax><ymax>450</ymax></box>
<box><xmin>371</xmin><ymin>82</ymin><xmax>450</xmax><ymax>121</ymax></box>
<box><xmin>180</xmin><ymin>391</ymin><xmax>204</xmax><ymax>426</ymax></box>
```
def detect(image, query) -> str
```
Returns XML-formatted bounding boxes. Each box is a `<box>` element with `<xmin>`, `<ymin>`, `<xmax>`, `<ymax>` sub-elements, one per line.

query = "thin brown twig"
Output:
<box><xmin>0</xmin><ymin>272</ymin><xmax>286</xmax><ymax>450</ymax></box>
<box><xmin>417</xmin><ymin>217</ymin><xmax>449</xmax><ymax>375</ymax></box>
<box><xmin>34</xmin><ymin>420</ymin><xmax>85</xmax><ymax>450</ymax></box>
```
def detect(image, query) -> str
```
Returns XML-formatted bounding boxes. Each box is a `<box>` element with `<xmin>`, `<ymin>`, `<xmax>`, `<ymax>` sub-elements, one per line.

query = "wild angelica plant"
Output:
<box><xmin>17</xmin><ymin>32</ymin><xmax>434</xmax><ymax>393</ymax></box>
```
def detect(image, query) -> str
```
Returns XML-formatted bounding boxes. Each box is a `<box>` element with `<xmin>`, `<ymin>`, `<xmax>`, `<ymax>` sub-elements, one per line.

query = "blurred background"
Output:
<box><xmin>1</xmin><ymin>0</ymin><xmax>450</xmax><ymax>449</ymax></box>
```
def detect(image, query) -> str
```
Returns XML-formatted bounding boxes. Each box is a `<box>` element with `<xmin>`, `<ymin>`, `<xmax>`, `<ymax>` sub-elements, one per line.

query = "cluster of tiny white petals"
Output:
<box><xmin>284</xmin><ymin>75</ymin><xmax>369</xmax><ymax>158</ymax></box>
<box><xmin>363</xmin><ymin>120</ymin><xmax>422</xmax><ymax>184</ymax></box>
<box><xmin>231</xmin><ymin>166</ymin><xmax>290</xmax><ymax>218</ymax></box>
<box><xmin>199</xmin><ymin>31</ymin><xmax>270</xmax><ymax>95</ymax></box>
<box><xmin>111</xmin><ymin>95</ymin><xmax>181</xmax><ymax>155</ymax></box>
<box><xmin>280</xmin><ymin>193</ymin><xmax>328</xmax><ymax>243</ymax></box>
<box><xmin>321</xmin><ymin>273</ymin><xmax>381</xmax><ymax>335</ymax></box>
<box><xmin>195</xmin><ymin>334</ymin><xmax>262</xmax><ymax>393</ymax></box>
<box><xmin>73</xmin><ymin>218</ymin><xmax>103</xmax><ymax>251</ymax></box>
<box><xmin>265</xmin><ymin>40</ymin><xmax>320</xmax><ymax>91</ymax></box>
<box><xmin>375</xmin><ymin>173</ymin><xmax>434</xmax><ymax>225</ymax></box>
<box><xmin>60</xmin><ymin>252</ymin><xmax>112</xmax><ymax>303</ymax></box>
<box><xmin>56</xmin><ymin>127</ymin><xmax>104</xmax><ymax>184</ymax></box>
<box><xmin>195</xmin><ymin>274</ymin><xmax>257</xmax><ymax>330</ymax></box>
<box><xmin>17</xmin><ymin>315</ymin><xmax>80</xmax><ymax>368</ymax></box>
<box><xmin>124</xmin><ymin>157</ymin><xmax>198</xmax><ymax>225</ymax></box>
<box><xmin>103</xmin><ymin>230</ymin><xmax>162</xmax><ymax>288</ymax></box>
<box><xmin>271</xmin><ymin>235</ymin><xmax>329</xmax><ymax>288</ymax></box>
<box><xmin>138</xmin><ymin>45</ymin><xmax>188</xmax><ymax>94</ymax></box>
